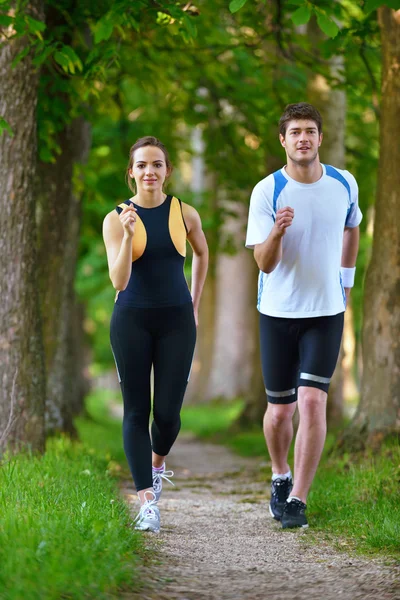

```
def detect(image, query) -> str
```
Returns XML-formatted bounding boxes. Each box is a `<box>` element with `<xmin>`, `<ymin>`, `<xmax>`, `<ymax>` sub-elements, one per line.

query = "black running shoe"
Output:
<box><xmin>281</xmin><ymin>498</ymin><xmax>308</xmax><ymax>529</ymax></box>
<box><xmin>269</xmin><ymin>477</ymin><xmax>293</xmax><ymax>521</ymax></box>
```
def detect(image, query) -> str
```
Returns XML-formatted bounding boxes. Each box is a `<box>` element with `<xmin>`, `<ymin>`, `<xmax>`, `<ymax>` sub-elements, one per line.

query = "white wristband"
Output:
<box><xmin>340</xmin><ymin>267</ymin><xmax>356</xmax><ymax>288</ymax></box>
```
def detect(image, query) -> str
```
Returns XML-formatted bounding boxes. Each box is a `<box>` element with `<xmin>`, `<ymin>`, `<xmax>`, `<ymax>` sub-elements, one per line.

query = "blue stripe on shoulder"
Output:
<box><xmin>325</xmin><ymin>165</ymin><xmax>351</xmax><ymax>202</ymax></box>
<box><xmin>273</xmin><ymin>170</ymin><xmax>288</xmax><ymax>219</ymax></box>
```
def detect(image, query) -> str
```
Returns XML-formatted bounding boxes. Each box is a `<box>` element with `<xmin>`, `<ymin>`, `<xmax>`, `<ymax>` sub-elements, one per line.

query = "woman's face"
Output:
<box><xmin>129</xmin><ymin>146</ymin><xmax>169</xmax><ymax>193</ymax></box>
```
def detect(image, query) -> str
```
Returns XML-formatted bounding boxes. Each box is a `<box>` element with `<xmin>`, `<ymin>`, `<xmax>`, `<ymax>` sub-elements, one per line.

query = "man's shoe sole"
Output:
<box><xmin>282</xmin><ymin>522</ymin><xmax>309</xmax><ymax>529</ymax></box>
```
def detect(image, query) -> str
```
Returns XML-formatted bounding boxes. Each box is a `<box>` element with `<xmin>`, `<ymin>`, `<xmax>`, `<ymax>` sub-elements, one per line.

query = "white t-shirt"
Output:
<box><xmin>245</xmin><ymin>164</ymin><xmax>362</xmax><ymax>318</ymax></box>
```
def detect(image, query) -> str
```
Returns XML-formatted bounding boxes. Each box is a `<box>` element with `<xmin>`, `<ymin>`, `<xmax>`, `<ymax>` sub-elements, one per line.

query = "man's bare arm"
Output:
<box><xmin>254</xmin><ymin>206</ymin><xmax>294</xmax><ymax>273</ymax></box>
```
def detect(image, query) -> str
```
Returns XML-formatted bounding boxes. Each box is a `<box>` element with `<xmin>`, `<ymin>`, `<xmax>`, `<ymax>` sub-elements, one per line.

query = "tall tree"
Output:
<box><xmin>306</xmin><ymin>14</ymin><xmax>349</xmax><ymax>429</ymax></box>
<box><xmin>344</xmin><ymin>6</ymin><xmax>400</xmax><ymax>447</ymax></box>
<box><xmin>0</xmin><ymin>1</ymin><xmax>46</xmax><ymax>452</ymax></box>
<box><xmin>35</xmin><ymin>2</ymin><xmax>93</xmax><ymax>434</ymax></box>
<box><xmin>37</xmin><ymin>117</ymin><xmax>91</xmax><ymax>434</ymax></box>
<box><xmin>206</xmin><ymin>197</ymin><xmax>256</xmax><ymax>400</ymax></box>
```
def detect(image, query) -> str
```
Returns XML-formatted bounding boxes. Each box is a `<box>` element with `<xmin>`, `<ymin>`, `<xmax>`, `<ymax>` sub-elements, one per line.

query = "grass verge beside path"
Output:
<box><xmin>0</xmin><ymin>391</ymin><xmax>142</xmax><ymax>600</ymax></box>
<box><xmin>181</xmin><ymin>399</ymin><xmax>400</xmax><ymax>560</ymax></box>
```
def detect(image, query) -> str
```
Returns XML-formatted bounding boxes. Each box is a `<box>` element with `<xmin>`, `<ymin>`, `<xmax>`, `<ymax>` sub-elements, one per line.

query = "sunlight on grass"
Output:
<box><xmin>181</xmin><ymin>398</ymin><xmax>244</xmax><ymax>438</ymax></box>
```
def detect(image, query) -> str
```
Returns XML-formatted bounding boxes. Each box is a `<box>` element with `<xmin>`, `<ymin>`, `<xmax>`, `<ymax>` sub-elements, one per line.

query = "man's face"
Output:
<box><xmin>280</xmin><ymin>119</ymin><xmax>323</xmax><ymax>166</ymax></box>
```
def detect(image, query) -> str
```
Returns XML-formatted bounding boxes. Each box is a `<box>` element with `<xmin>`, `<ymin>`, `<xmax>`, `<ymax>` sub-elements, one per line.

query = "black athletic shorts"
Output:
<box><xmin>260</xmin><ymin>312</ymin><xmax>344</xmax><ymax>404</ymax></box>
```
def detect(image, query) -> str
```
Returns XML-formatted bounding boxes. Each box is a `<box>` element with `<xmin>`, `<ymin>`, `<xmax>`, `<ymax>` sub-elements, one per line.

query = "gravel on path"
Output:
<box><xmin>120</xmin><ymin>433</ymin><xmax>400</xmax><ymax>600</ymax></box>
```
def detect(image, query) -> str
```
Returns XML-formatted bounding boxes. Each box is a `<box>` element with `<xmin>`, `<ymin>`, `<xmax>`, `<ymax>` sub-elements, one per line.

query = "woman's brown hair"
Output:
<box><xmin>126</xmin><ymin>136</ymin><xmax>173</xmax><ymax>194</ymax></box>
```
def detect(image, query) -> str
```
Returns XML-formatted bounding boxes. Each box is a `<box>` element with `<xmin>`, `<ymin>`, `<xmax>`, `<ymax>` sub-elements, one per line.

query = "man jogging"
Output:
<box><xmin>245</xmin><ymin>103</ymin><xmax>362</xmax><ymax>528</ymax></box>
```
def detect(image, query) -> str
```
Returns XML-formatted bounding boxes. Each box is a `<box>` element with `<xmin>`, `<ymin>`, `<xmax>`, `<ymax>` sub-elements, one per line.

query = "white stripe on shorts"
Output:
<box><xmin>300</xmin><ymin>373</ymin><xmax>331</xmax><ymax>384</ymax></box>
<box><xmin>266</xmin><ymin>388</ymin><xmax>296</xmax><ymax>398</ymax></box>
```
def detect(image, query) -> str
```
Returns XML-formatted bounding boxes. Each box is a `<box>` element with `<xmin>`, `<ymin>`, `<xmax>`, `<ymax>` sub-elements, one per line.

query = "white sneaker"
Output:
<box><xmin>152</xmin><ymin>464</ymin><xmax>175</xmax><ymax>502</ymax></box>
<box><xmin>134</xmin><ymin>491</ymin><xmax>160</xmax><ymax>533</ymax></box>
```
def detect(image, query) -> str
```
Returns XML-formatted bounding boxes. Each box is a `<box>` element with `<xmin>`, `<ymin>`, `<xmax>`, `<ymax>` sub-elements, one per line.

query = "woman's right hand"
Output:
<box><xmin>119</xmin><ymin>204</ymin><xmax>137</xmax><ymax>238</ymax></box>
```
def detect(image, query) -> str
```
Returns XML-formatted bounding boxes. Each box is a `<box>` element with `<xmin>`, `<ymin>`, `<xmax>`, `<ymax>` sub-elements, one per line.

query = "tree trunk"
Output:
<box><xmin>185</xmin><ymin>127</ymin><xmax>218</xmax><ymax>403</ymax></box>
<box><xmin>341</xmin><ymin>7</ymin><xmax>400</xmax><ymax>449</ymax></box>
<box><xmin>231</xmin><ymin>259</ymin><xmax>265</xmax><ymax>429</ymax></box>
<box><xmin>234</xmin><ymin>155</ymin><xmax>283</xmax><ymax>429</ymax></box>
<box><xmin>37</xmin><ymin>118</ymin><xmax>91</xmax><ymax>435</ymax></box>
<box><xmin>0</xmin><ymin>1</ymin><xmax>46</xmax><ymax>453</ymax></box>
<box><xmin>205</xmin><ymin>198</ymin><xmax>256</xmax><ymax>400</ymax></box>
<box><xmin>307</xmin><ymin>15</ymin><xmax>352</xmax><ymax>428</ymax></box>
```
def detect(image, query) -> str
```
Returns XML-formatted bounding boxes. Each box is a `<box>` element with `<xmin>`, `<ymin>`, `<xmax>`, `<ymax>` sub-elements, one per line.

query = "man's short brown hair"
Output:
<box><xmin>279</xmin><ymin>103</ymin><xmax>323</xmax><ymax>137</ymax></box>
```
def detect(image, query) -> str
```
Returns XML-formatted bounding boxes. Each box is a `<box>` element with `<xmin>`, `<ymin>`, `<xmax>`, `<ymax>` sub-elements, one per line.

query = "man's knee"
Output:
<box><xmin>265</xmin><ymin>403</ymin><xmax>296</xmax><ymax>428</ymax></box>
<box><xmin>298</xmin><ymin>387</ymin><xmax>327</xmax><ymax>418</ymax></box>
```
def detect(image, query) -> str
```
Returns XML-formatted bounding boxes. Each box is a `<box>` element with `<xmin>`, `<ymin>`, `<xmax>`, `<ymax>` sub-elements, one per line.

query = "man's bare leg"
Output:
<box><xmin>263</xmin><ymin>402</ymin><xmax>297</xmax><ymax>474</ymax></box>
<box><xmin>290</xmin><ymin>386</ymin><xmax>327</xmax><ymax>503</ymax></box>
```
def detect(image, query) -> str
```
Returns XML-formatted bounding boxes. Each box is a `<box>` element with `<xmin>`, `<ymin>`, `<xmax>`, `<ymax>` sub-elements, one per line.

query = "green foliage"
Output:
<box><xmin>229</xmin><ymin>0</ymin><xmax>249</xmax><ymax>13</ymax></box>
<box><xmin>75</xmin><ymin>389</ymin><xmax>128</xmax><ymax>467</ymax></box>
<box><xmin>365</xmin><ymin>0</ymin><xmax>400</xmax><ymax>12</ymax></box>
<box><xmin>0</xmin><ymin>116</ymin><xmax>13</xmax><ymax>137</ymax></box>
<box><xmin>315</xmin><ymin>12</ymin><xmax>339</xmax><ymax>38</ymax></box>
<box><xmin>291</xmin><ymin>6</ymin><xmax>312</xmax><ymax>26</ymax></box>
<box><xmin>0</xmin><ymin>436</ymin><xmax>143</xmax><ymax>599</ymax></box>
<box><xmin>181</xmin><ymin>398</ymin><xmax>244</xmax><ymax>438</ymax></box>
<box><xmin>73</xmin><ymin>0</ymin><xmax>383</xmax><ymax>368</ymax></box>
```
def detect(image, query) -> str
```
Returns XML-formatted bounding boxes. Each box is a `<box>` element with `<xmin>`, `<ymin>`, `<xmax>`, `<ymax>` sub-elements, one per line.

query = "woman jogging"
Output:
<box><xmin>103</xmin><ymin>136</ymin><xmax>209</xmax><ymax>532</ymax></box>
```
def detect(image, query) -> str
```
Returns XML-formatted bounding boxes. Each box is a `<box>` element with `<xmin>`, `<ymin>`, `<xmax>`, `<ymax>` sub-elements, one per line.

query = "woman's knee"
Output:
<box><xmin>123</xmin><ymin>407</ymin><xmax>150</xmax><ymax>430</ymax></box>
<box><xmin>153</xmin><ymin>410</ymin><xmax>180</xmax><ymax>433</ymax></box>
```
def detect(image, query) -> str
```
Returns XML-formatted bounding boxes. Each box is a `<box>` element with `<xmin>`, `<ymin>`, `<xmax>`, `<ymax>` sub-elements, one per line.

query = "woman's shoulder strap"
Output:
<box><xmin>115</xmin><ymin>200</ymin><xmax>133</xmax><ymax>215</ymax></box>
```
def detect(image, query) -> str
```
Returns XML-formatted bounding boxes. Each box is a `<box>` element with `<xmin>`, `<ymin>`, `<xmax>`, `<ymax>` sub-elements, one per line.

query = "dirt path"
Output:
<box><xmin>120</xmin><ymin>433</ymin><xmax>400</xmax><ymax>600</ymax></box>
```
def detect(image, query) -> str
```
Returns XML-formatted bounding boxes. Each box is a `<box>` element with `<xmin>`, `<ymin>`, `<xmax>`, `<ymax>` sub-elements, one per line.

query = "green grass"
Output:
<box><xmin>181</xmin><ymin>400</ymin><xmax>400</xmax><ymax>559</ymax></box>
<box><xmin>75</xmin><ymin>389</ymin><xmax>128</xmax><ymax>469</ymax></box>
<box><xmin>0</xmin><ymin>392</ymin><xmax>144</xmax><ymax>600</ymax></box>
<box><xmin>309</xmin><ymin>446</ymin><xmax>400</xmax><ymax>557</ymax></box>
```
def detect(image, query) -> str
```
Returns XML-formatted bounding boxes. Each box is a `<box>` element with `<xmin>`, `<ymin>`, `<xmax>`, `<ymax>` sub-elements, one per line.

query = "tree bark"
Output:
<box><xmin>307</xmin><ymin>15</ymin><xmax>352</xmax><ymax>429</ymax></box>
<box><xmin>0</xmin><ymin>1</ymin><xmax>46</xmax><ymax>452</ymax></box>
<box><xmin>205</xmin><ymin>198</ymin><xmax>256</xmax><ymax>400</ymax></box>
<box><xmin>341</xmin><ymin>7</ymin><xmax>400</xmax><ymax>449</ymax></box>
<box><xmin>185</xmin><ymin>127</ymin><xmax>218</xmax><ymax>403</ymax></box>
<box><xmin>234</xmin><ymin>155</ymin><xmax>283</xmax><ymax>429</ymax></box>
<box><xmin>37</xmin><ymin>118</ymin><xmax>91</xmax><ymax>435</ymax></box>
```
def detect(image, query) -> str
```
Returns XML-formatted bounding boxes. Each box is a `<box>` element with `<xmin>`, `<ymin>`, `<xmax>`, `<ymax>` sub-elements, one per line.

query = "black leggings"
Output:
<box><xmin>110</xmin><ymin>302</ymin><xmax>196</xmax><ymax>491</ymax></box>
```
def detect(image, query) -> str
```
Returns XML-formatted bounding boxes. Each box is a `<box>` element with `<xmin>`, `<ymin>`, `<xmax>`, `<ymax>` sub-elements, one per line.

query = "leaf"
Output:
<box><xmin>32</xmin><ymin>43</ymin><xmax>54</xmax><ymax>67</ymax></box>
<box><xmin>0</xmin><ymin>117</ymin><xmax>13</xmax><ymax>137</ymax></box>
<box><xmin>11</xmin><ymin>45</ymin><xmax>30</xmax><ymax>68</ymax></box>
<box><xmin>179</xmin><ymin>26</ymin><xmax>191</xmax><ymax>44</ymax></box>
<box><xmin>291</xmin><ymin>5</ymin><xmax>312</xmax><ymax>26</ymax></box>
<box><xmin>0</xmin><ymin>15</ymin><xmax>14</xmax><ymax>27</ymax></box>
<box><xmin>54</xmin><ymin>50</ymin><xmax>70</xmax><ymax>70</ymax></box>
<box><xmin>24</xmin><ymin>15</ymin><xmax>46</xmax><ymax>34</ymax></box>
<box><xmin>94</xmin><ymin>18</ymin><xmax>114</xmax><ymax>44</ymax></box>
<box><xmin>183</xmin><ymin>14</ymin><xmax>197</xmax><ymax>38</ymax></box>
<box><xmin>61</xmin><ymin>45</ymin><xmax>83</xmax><ymax>72</ymax></box>
<box><xmin>365</xmin><ymin>0</ymin><xmax>400</xmax><ymax>11</ymax></box>
<box><xmin>169</xmin><ymin>6</ymin><xmax>185</xmax><ymax>19</ymax></box>
<box><xmin>229</xmin><ymin>0</ymin><xmax>248</xmax><ymax>14</ymax></box>
<box><xmin>316</xmin><ymin>13</ymin><xmax>339</xmax><ymax>38</ymax></box>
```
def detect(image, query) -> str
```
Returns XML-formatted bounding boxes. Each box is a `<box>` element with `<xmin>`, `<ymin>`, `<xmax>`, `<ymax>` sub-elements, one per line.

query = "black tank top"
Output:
<box><xmin>115</xmin><ymin>195</ymin><xmax>192</xmax><ymax>308</ymax></box>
